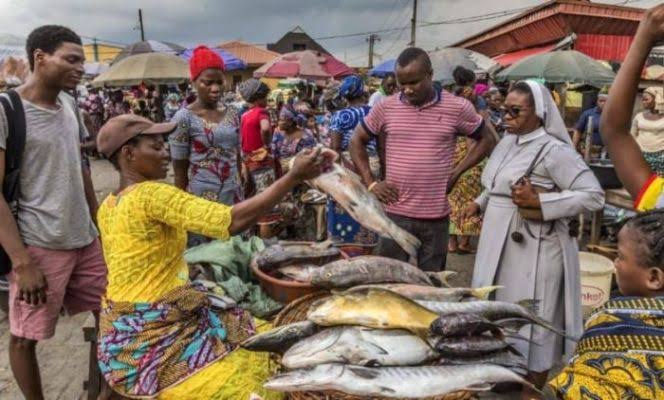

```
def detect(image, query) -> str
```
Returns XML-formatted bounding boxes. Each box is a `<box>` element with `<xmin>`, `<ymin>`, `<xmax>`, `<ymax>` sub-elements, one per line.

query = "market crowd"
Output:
<box><xmin>0</xmin><ymin>4</ymin><xmax>663</xmax><ymax>400</ymax></box>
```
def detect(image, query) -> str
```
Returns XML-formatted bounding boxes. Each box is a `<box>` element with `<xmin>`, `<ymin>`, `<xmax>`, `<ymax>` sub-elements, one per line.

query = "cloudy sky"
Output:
<box><xmin>0</xmin><ymin>0</ymin><xmax>659</xmax><ymax>66</ymax></box>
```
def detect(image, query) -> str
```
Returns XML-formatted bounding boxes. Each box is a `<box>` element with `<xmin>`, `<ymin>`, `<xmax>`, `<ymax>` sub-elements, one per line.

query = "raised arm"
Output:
<box><xmin>600</xmin><ymin>5</ymin><xmax>664</xmax><ymax>198</ymax></box>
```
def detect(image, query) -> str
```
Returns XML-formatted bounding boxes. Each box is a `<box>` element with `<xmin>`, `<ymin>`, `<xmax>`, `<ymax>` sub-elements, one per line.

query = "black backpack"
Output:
<box><xmin>0</xmin><ymin>90</ymin><xmax>26</xmax><ymax>275</ymax></box>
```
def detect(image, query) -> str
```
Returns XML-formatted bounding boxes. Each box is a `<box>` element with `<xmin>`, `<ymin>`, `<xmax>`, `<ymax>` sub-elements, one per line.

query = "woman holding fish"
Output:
<box><xmin>467</xmin><ymin>80</ymin><xmax>605</xmax><ymax>396</ymax></box>
<box><xmin>93</xmin><ymin>113</ymin><xmax>325</xmax><ymax>399</ymax></box>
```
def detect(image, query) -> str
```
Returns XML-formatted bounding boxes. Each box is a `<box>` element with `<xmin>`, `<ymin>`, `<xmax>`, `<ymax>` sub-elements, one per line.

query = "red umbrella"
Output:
<box><xmin>254</xmin><ymin>50</ymin><xmax>353</xmax><ymax>81</ymax></box>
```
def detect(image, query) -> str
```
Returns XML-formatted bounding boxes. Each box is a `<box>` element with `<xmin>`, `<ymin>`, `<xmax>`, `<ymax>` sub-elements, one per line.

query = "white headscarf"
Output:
<box><xmin>522</xmin><ymin>80</ymin><xmax>573</xmax><ymax>146</ymax></box>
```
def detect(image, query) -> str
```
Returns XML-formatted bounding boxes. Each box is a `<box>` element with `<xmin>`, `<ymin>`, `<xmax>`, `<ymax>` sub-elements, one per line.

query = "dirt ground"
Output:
<box><xmin>0</xmin><ymin>158</ymin><xmax>479</xmax><ymax>399</ymax></box>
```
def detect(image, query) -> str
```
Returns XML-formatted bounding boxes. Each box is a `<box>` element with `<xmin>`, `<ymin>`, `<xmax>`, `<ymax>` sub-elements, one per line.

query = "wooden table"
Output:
<box><xmin>588</xmin><ymin>188</ymin><xmax>633</xmax><ymax>245</ymax></box>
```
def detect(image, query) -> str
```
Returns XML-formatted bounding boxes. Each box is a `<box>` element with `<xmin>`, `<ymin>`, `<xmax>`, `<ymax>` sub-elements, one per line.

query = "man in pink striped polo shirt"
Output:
<box><xmin>351</xmin><ymin>47</ymin><xmax>496</xmax><ymax>271</ymax></box>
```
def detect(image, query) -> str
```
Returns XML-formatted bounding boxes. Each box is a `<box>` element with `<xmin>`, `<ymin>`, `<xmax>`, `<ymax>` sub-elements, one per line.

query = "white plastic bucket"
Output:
<box><xmin>579</xmin><ymin>251</ymin><xmax>615</xmax><ymax>318</ymax></box>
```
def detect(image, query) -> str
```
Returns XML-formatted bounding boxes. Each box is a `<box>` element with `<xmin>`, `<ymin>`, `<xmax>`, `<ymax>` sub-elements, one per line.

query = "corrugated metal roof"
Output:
<box><xmin>217</xmin><ymin>40</ymin><xmax>279</xmax><ymax>67</ymax></box>
<box><xmin>493</xmin><ymin>43</ymin><xmax>558</xmax><ymax>66</ymax></box>
<box><xmin>575</xmin><ymin>34</ymin><xmax>634</xmax><ymax>62</ymax></box>
<box><xmin>452</xmin><ymin>0</ymin><xmax>644</xmax><ymax>58</ymax></box>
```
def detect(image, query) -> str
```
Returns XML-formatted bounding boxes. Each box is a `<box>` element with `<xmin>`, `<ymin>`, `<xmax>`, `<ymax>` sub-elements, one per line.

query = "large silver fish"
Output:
<box><xmin>253</xmin><ymin>240</ymin><xmax>340</xmax><ymax>271</ymax></box>
<box><xmin>416</xmin><ymin>299</ymin><xmax>572</xmax><ymax>339</ymax></box>
<box><xmin>438</xmin><ymin>349</ymin><xmax>527</xmax><ymax>371</ymax></box>
<box><xmin>264</xmin><ymin>363</ymin><xmax>539</xmax><ymax>398</ymax></box>
<box><xmin>294</xmin><ymin>147</ymin><xmax>421</xmax><ymax>264</ymax></box>
<box><xmin>349</xmin><ymin>284</ymin><xmax>502</xmax><ymax>302</ymax></box>
<box><xmin>311</xmin><ymin>256</ymin><xmax>433</xmax><ymax>288</ymax></box>
<box><xmin>281</xmin><ymin>326</ymin><xmax>436</xmax><ymax>369</ymax></box>
<box><xmin>241</xmin><ymin>321</ymin><xmax>318</xmax><ymax>354</ymax></box>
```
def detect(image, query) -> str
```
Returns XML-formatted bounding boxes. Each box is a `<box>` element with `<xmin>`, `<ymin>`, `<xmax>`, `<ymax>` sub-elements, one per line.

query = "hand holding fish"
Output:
<box><xmin>370</xmin><ymin>181</ymin><xmax>400</xmax><ymax>204</ymax></box>
<box><xmin>511</xmin><ymin>178</ymin><xmax>541</xmax><ymax>209</ymax></box>
<box><xmin>288</xmin><ymin>147</ymin><xmax>326</xmax><ymax>181</ymax></box>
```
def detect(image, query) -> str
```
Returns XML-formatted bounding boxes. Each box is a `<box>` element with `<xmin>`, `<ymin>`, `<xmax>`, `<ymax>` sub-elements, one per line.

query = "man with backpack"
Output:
<box><xmin>0</xmin><ymin>25</ymin><xmax>106</xmax><ymax>399</ymax></box>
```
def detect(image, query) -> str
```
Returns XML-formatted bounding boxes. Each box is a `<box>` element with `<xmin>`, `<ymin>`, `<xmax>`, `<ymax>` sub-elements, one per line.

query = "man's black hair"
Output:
<box><xmin>396</xmin><ymin>47</ymin><xmax>432</xmax><ymax>73</ymax></box>
<box><xmin>452</xmin><ymin>66</ymin><xmax>476</xmax><ymax>87</ymax></box>
<box><xmin>26</xmin><ymin>25</ymin><xmax>82</xmax><ymax>71</ymax></box>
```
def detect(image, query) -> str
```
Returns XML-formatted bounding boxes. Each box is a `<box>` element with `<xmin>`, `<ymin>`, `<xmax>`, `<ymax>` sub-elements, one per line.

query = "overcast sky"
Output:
<box><xmin>0</xmin><ymin>0</ymin><xmax>659</xmax><ymax>66</ymax></box>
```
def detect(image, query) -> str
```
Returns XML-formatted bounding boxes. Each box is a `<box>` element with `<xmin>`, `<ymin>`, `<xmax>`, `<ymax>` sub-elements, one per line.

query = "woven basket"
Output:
<box><xmin>272</xmin><ymin>292</ymin><xmax>476</xmax><ymax>400</ymax></box>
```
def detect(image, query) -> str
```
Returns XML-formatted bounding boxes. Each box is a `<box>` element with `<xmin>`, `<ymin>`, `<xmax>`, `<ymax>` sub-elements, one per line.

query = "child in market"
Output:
<box><xmin>548</xmin><ymin>209</ymin><xmax>664</xmax><ymax>399</ymax></box>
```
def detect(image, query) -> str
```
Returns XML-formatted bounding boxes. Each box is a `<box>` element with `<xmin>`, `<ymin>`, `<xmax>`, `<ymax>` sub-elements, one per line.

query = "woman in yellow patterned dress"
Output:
<box><xmin>94</xmin><ymin>114</ymin><xmax>325</xmax><ymax>399</ymax></box>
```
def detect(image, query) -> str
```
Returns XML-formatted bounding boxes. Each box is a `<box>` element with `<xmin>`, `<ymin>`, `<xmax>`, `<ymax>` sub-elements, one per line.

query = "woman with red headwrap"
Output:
<box><xmin>169</xmin><ymin>46</ymin><xmax>243</xmax><ymax>247</ymax></box>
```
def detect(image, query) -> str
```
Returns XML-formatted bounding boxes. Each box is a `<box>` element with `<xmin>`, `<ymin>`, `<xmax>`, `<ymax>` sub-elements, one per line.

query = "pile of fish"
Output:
<box><xmin>242</xmin><ymin>256</ymin><xmax>571</xmax><ymax>398</ymax></box>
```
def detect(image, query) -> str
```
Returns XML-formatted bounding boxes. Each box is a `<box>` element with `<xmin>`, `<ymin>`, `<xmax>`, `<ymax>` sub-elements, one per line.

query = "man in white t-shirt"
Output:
<box><xmin>0</xmin><ymin>25</ymin><xmax>106</xmax><ymax>399</ymax></box>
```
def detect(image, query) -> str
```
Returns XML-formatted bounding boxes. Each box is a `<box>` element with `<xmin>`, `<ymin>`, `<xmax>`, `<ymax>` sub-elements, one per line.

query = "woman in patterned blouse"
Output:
<box><xmin>169</xmin><ymin>46</ymin><xmax>243</xmax><ymax>246</ymax></box>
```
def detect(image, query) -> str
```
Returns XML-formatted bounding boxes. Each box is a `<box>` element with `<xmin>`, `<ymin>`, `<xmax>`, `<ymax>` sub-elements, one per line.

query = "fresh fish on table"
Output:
<box><xmin>282</xmin><ymin>326</ymin><xmax>436</xmax><ymax>369</ymax></box>
<box><xmin>431</xmin><ymin>334</ymin><xmax>516</xmax><ymax>357</ymax></box>
<box><xmin>415</xmin><ymin>299</ymin><xmax>573</xmax><ymax>339</ymax></box>
<box><xmin>438</xmin><ymin>349</ymin><xmax>527</xmax><ymax>370</ymax></box>
<box><xmin>241</xmin><ymin>321</ymin><xmax>319</xmax><ymax>354</ymax></box>
<box><xmin>307</xmin><ymin>288</ymin><xmax>438</xmax><ymax>337</ymax></box>
<box><xmin>252</xmin><ymin>240</ymin><xmax>340</xmax><ymax>271</ymax></box>
<box><xmin>429</xmin><ymin>312</ymin><xmax>519</xmax><ymax>337</ymax></box>
<box><xmin>277</xmin><ymin>264</ymin><xmax>321</xmax><ymax>282</ymax></box>
<box><xmin>311</xmin><ymin>256</ymin><xmax>433</xmax><ymax>288</ymax></box>
<box><xmin>264</xmin><ymin>363</ymin><xmax>540</xmax><ymax>398</ymax></box>
<box><xmin>292</xmin><ymin>147</ymin><xmax>421</xmax><ymax>264</ymax></box>
<box><xmin>349</xmin><ymin>284</ymin><xmax>502</xmax><ymax>302</ymax></box>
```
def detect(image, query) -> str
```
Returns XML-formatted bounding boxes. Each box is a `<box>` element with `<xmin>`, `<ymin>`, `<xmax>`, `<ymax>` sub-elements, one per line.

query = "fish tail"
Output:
<box><xmin>392</xmin><ymin>229</ymin><xmax>421</xmax><ymax>266</ymax></box>
<box><xmin>495</xmin><ymin>317</ymin><xmax>531</xmax><ymax>331</ymax></box>
<box><xmin>427</xmin><ymin>271</ymin><xmax>457</xmax><ymax>287</ymax></box>
<box><xmin>516</xmin><ymin>299</ymin><xmax>576</xmax><ymax>340</ymax></box>
<box><xmin>505</xmin><ymin>332</ymin><xmax>542</xmax><ymax>347</ymax></box>
<box><xmin>470</xmin><ymin>285</ymin><xmax>503</xmax><ymax>300</ymax></box>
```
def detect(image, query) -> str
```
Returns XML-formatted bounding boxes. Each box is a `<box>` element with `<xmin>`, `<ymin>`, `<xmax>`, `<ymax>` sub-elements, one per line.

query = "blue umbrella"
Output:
<box><xmin>369</xmin><ymin>59</ymin><xmax>395</xmax><ymax>78</ymax></box>
<box><xmin>180</xmin><ymin>47</ymin><xmax>247</xmax><ymax>71</ymax></box>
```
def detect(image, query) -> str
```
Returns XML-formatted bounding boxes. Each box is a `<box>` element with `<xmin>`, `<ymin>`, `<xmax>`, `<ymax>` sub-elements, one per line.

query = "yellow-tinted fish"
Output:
<box><xmin>307</xmin><ymin>288</ymin><xmax>438</xmax><ymax>337</ymax></box>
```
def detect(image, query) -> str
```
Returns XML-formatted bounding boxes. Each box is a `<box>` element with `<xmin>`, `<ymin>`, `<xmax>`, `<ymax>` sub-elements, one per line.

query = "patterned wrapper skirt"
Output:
<box><xmin>243</xmin><ymin>147</ymin><xmax>280</xmax><ymax>225</ymax></box>
<box><xmin>449</xmin><ymin>138</ymin><xmax>484</xmax><ymax>236</ymax></box>
<box><xmin>98</xmin><ymin>284</ymin><xmax>255</xmax><ymax>398</ymax></box>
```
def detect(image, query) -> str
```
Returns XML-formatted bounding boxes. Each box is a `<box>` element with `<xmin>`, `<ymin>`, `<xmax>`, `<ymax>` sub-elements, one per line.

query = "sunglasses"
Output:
<box><xmin>501</xmin><ymin>105</ymin><xmax>525</xmax><ymax>118</ymax></box>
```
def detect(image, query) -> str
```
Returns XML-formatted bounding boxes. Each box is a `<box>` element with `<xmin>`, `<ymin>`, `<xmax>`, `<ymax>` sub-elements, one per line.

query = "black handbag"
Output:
<box><xmin>0</xmin><ymin>90</ymin><xmax>26</xmax><ymax>275</ymax></box>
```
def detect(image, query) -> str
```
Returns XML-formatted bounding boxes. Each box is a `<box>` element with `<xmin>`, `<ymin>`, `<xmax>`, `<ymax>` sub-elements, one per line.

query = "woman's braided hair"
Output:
<box><xmin>625</xmin><ymin>209</ymin><xmax>664</xmax><ymax>270</ymax></box>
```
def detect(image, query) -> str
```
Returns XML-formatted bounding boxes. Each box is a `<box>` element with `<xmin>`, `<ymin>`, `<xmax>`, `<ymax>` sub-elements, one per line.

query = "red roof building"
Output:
<box><xmin>452</xmin><ymin>0</ymin><xmax>645</xmax><ymax>65</ymax></box>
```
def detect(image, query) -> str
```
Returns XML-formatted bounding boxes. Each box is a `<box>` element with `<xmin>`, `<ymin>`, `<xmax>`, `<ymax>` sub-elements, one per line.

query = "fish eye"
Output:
<box><xmin>325</xmin><ymin>273</ymin><xmax>332</xmax><ymax>278</ymax></box>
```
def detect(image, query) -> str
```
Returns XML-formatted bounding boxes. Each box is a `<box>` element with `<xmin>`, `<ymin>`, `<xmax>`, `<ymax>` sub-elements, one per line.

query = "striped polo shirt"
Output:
<box><xmin>362</xmin><ymin>89</ymin><xmax>483</xmax><ymax>219</ymax></box>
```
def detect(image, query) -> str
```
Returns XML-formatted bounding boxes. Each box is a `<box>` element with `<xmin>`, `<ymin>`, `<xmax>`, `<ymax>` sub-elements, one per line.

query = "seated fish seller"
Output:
<box><xmin>94</xmin><ymin>113</ymin><xmax>324</xmax><ymax>399</ymax></box>
<box><xmin>548</xmin><ymin>209</ymin><xmax>664</xmax><ymax>399</ymax></box>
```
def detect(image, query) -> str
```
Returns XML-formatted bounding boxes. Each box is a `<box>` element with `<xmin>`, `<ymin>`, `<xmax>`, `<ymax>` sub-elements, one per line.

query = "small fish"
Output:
<box><xmin>432</xmin><ymin>334</ymin><xmax>514</xmax><ymax>357</ymax></box>
<box><xmin>438</xmin><ymin>349</ymin><xmax>527</xmax><ymax>370</ymax></box>
<box><xmin>277</xmin><ymin>264</ymin><xmax>321</xmax><ymax>282</ymax></box>
<box><xmin>264</xmin><ymin>363</ymin><xmax>541</xmax><ymax>398</ymax></box>
<box><xmin>282</xmin><ymin>327</ymin><xmax>436</xmax><ymax>369</ymax></box>
<box><xmin>416</xmin><ymin>299</ymin><xmax>573</xmax><ymax>339</ymax></box>
<box><xmin>241</xmin><ymin>321</ymin><xmax>318</xmax><ymax>354</ymax></box>
<box><xmin>294</xmin><ymin>147</ymin><xmax>421</xmax><ymax>264</ymax></box>
<box><xmin>307</xmin><ymin>288</ymin><xmax>438</xmax><ymax>337</ymax></box>
<box><xmin>311</xmin><ymin>256</ymin><xmax>433</xmax><ymax>288</ymax></box>
<box><xmin>350</xmin><ymin>284</ymin><xmax>501</xmax><ymax>302</ymax></box>
<box><xmin>253</xmin><ymin>240</ymin><xmax>340</xmax><ymax>271</ymax></box>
